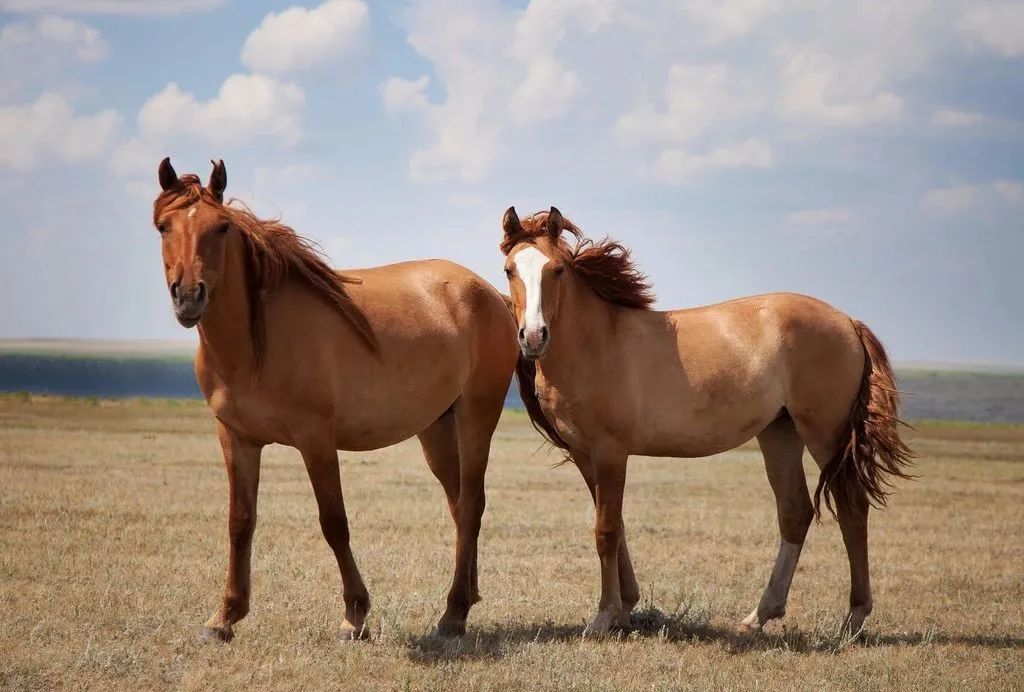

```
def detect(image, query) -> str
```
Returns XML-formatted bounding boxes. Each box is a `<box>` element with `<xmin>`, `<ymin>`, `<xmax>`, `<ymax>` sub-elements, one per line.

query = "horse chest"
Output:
<box><xmin>534</xmin><ymin>379</ymin><xmax>591</xmax><ymax>452</ymax></box>
<box><xmin>204</xmin><ymin>384</ymin><xmax>294</xmax><ymax>446</ymax></box>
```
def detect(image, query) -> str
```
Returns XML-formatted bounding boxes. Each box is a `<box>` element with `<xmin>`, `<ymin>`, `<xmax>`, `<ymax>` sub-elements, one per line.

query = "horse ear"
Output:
<box><xmin>158</xmin><ymin>157</ymin><xmax>178</xmax><ymax>191</ymax></box>
<box><xmin>207</xmin><ymin>159</ymin><xmax>227</xmax><ymax>202</ymax></box>
<box><xmin>546</xmin><ymin>206</ymin><xmax>563</xmax><ymax>238</ymax></box>
<box><xmin>503</xmin><ymin>206</ymin><xmax>523</xmax><ymax>239</ymax></box>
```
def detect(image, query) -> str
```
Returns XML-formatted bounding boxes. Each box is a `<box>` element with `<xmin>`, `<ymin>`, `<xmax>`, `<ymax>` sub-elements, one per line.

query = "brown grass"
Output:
<box><xmin>1</xmin><ymin>395</ymin><xmax>1022</xmax><ymax>691</ymax></box>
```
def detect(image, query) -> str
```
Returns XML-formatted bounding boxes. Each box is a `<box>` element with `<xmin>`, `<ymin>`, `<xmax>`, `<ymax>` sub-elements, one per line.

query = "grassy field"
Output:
<box><xmin>1</xmin><ymin>395</ymin><xmax>1022</xmax><ymax>691</ymax></box>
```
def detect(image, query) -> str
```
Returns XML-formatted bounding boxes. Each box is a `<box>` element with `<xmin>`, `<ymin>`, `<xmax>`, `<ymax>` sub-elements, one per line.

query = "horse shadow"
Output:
<box><xmin>403</xmin><ymin>604</ymin><xmax>1024</xmax><ymax>665</ymax></box>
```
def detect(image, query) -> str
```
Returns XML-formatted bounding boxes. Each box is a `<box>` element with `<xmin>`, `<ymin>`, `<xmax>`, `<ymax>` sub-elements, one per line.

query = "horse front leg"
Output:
<box><xmin>202</xmin><ymin>421</ymin><xmax>263</xmax><ymax>642</ymax></box>
<box><xmin>584</xmin><ymin>448</ymin><xmax>629</xmax><ymax>637</ymax></box>
<box><xmin>572</xmin><ymin>452</ymin><xmax>639</xmax><ymax>627</ymax></box>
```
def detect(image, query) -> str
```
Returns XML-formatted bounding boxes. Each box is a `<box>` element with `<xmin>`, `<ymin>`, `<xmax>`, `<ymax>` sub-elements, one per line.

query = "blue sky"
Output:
<box><xmin>0</xmin><ymin>0</ymin><xmax>1022</xmax><ymax>365</ymax></box>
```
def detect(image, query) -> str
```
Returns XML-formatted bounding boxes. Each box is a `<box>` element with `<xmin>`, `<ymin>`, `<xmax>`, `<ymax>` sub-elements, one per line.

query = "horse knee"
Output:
<box><xmin>778</xmin><ymin>504</ymin><xmax>813</xmax><ymax>544</ymax></box>
<box><xmin>595</xmin><ymin>527</ymin><xmax>620</xmax><ymax>556</ymax></box>
<box><xmin>228</xmin><ymin>508</ymin><xmax>256</xmax><ymax>545</ymax></box>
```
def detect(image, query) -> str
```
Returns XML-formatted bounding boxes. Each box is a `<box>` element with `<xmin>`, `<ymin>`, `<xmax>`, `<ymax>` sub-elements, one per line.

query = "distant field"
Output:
<box><xmin>2</xmin><ymin>343</ymin><xmax>1023</xmax><ymax>422</ymax></box>
<box><xmin>0</xmin><ymin>339</ymin><xmax>195</xmax><ymax>360</ymax></box>
<box><xmin>1</xmin><ymin>395</ymin><xmax>1021</xmax><ymax>691</ymax></box>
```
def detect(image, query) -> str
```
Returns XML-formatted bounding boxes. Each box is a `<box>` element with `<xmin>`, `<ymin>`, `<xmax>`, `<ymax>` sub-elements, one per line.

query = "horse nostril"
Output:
<box><xmin>170</xmin><ymin>281</ymin><xmax>179</xmax><ymax>301</ymax></box>
<box><xmin>518</xmin><ymin>327</ymin><xmax>526</xmax><ymax>341</ymax></box>
<box><xmin>540</xmin><ymin>325</ymin><xmax>548</xmax><ymax>342</ymax></box>
<box><xmin>196</xmin><ymin>281</ymin><xmax>207</xmax><ymax>302</ymax></box>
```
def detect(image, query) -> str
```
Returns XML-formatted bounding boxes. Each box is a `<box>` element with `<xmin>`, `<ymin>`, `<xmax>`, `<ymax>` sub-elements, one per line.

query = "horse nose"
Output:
<box><xmin>518</xmin><ymin>327</ymin><xmax>526</xmax><ymax>341</ymax></box>
<box><xmin>539</xmin><ymin>325</ymin><xmax>548</xmax><ymax>343</ymax></box>
<box><xmin>172</xmin><ymin>279</ymin><xmax>207</xmax><ymax>307</ymax></box>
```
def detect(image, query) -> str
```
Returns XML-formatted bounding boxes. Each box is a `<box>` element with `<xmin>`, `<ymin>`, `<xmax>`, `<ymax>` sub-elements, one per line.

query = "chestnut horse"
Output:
<box><xmin>151</xmin><ymin>158</ymin><xmax>518</xmax><ymax>640</ymax></box>
<box><xmin>501</xmin><ymin>207</ymin><xmax>913</xmax><ymax>637</ymax></box>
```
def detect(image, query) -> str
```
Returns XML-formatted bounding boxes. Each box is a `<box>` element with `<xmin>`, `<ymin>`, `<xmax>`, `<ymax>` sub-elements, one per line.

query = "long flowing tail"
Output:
<box><xmin>813</xmin><ymin>320</ymin><xmax>915</xmax><ymax>518</ymax></box>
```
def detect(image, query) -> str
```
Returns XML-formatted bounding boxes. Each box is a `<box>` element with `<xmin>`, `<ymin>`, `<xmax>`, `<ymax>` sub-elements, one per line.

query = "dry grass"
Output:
<box><xmin>1</xmin><ymin>394</ymin><xmax>1022</xmax><ymax>691</ymax></box>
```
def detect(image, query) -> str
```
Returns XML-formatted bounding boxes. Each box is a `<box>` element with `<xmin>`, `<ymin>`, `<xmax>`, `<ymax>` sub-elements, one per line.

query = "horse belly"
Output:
<box><xmin>632</xmin><ymin>374</ymin><xmax>784</xmax><ymax>458</ymax></box>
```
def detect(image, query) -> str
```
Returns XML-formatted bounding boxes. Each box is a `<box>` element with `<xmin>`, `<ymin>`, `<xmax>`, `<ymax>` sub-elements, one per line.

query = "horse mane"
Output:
<box><xmin>153</xmin><ymin>175</ymin><xmax>376</xmax><ymax>363</ymax></box>
<box><xmin>511</xmin><ymin>210</ymin><xmax>655</xmax><ymax>310</ymax></box>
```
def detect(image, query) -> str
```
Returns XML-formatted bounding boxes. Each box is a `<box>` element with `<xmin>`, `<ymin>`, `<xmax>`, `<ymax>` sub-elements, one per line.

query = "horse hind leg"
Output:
<box><xmin>298</xmin><ymin>439</ymin><xmax>371</xmax><ymax>641</ymax></box>
<box><xmin>740</xmin><ymin>414</ymin><xmax>814</xmax><ymax>630</ymax></box>
<box><xmin>417</xmin><ymin>412</ymin><xmax>480</xmax><ymax>604</ymax></box>
<box><xmin>434</xmin><ymin>386</ymin><xmax>505</xmax><ymax>638</ymax></box>
<box><xmin>796</xmin><ymin>418</ymin><xmax>873</xmax><ymax>639</ymax></box>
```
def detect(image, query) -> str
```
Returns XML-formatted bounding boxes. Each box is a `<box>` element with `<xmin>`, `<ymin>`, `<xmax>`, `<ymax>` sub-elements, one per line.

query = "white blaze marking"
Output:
<box><xmin>187</xmin><ymin>206</ymin><xmax>198</xmax><ymax>218</ymax></box>
<box><xmin>514</xmin><ymin>246</ymin><xmax>549</xmax><ymax>333</ymax></box>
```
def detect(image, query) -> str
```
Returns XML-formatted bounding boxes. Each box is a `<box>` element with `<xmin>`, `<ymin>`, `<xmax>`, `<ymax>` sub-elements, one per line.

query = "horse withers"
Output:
<box><xmin>151</xmin><ymin>158</ymin><xmax>518</xmax><ymax>640</ymax></box>
<box><xmin>501</xmin><ymin>206</ymin><xmax>913</xmax><ymax>638</ymax></box>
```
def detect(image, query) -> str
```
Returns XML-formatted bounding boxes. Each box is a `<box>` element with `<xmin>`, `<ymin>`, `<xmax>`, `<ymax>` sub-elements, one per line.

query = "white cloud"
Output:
<box><xmin>381</xmin><ymin>75</ymin><xmax>430</xmax><ymax>114</ymax></box>
<box><xmin>111</xmin><ymin>74</ymin><xmax>305</xmax><ymax>176</ymax></box>
<box><xmin>137</xmin><ymin>74</ymin><xmax>305</xmax><ymax>146</ymax></box>
<box><xmin>681</xmin><ymin>0</ymin><xmax>791</xmax><ymax>43</ymax></box>
<box><xmin>931</xmin><ymin>107</ymin><xmax>992</xmax><ymax>127</ymax></box>
<box><xmin>782</xmin><ymin>205</ymin><xmax>856</xmax><ymax>227</ymax></box>
<box><xmin>922</xmin><ymin>184</ymin><xmax>978</xmax><ymax>216</ymax></box>
<box><xmin>386</xmin><ymin>0</ymin><xmax>1021</xmax><ymax>185</ymax></box>
<box><xmin>241</xmin><ymin>0</ymin><xmax>369</xmax><ymax>75</ymax></box>
<box><xmin>385</xmin><ymin>0</ymin><xmax>618</xmax><ymax>182</ymax></box>
<box><xmin>0</xmin><ymin>0</ymin><xmax>225</xmax><ymax>14</ymax></box>
<box><xmin>960</xmin><ymin>2</ymin><xmax>1024</xmax><ymax>57</ymax></box>
<box><xmin>922</xmin><ymin>180</ymin><xmax>1024</xmax><ymax>216</ymax></box>
<box><xmin>0</xmin><ymin>93</ymin><xmax>121</xmax><ymax>170</ymax></box>
<box><xmin>510</xmin><ymin>55</ymin><xmax>582</xmax><ymax>125</ymax></box>
<box><xmin>778</xmin><ymin>50</ymin><xmax>902</xmax><ymax>127</ymax></box>
<box><xmin>0</xmin><ymin>15</ymin><xmax>107</xmax><ymax>61</ymax></box>
<box><xmin>253</xmin><ymin>163</ymin><xmax>320</xmax><ymax>188</ymax></box>
<box><xmin>615</xmin><ymin>63</ymin><xmax>758</xmax><ymax>146</ymax></box>
<box><xmin>0</xmin><ymin>15</ymin><xmax>108</xmax><ymax>97</ymax></box>
<box><xmin>649</xmin><ymin>139</ymin><xmax>772</xmax><ymax>184</ymax></box>
<box><xmin>993</xmin><ymin>180</ymin><xmax>1024</xmax><ymax>205</ymax></box>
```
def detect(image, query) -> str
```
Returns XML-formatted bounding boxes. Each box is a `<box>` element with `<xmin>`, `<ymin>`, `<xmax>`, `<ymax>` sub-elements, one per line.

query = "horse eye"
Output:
<box><xmin>156</xmin><ymin>223</ymin><xmax>167</xmax><ymax>234</ymax></box>
<box><xmin>216</xmin><ymin>222</ymin><xmax>229</xmax><ymax>235</ymax></box>
<box><xmin>504</xmin><ymin>268</ymin><xmax>513</xmax><ymax>278</ymax></box>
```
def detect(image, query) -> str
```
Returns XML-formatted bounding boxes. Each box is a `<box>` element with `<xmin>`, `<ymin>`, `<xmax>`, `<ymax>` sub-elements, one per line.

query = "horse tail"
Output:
<box><xmin>813</xmin><ymin>320</ymin><xmax>915</xmax><ymax>518</ymax></box>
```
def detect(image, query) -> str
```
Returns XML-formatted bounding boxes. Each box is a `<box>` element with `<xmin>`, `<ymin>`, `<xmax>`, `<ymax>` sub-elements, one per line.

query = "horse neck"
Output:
<box><xmin>196</xmin><ymin>231</ymin><xmax>256</xmax><ymax>378</ymax></box>
<box><xmin>537</xmin><ymin>275</ymin><xmax>622</xmax><ymax>384</ymax></box>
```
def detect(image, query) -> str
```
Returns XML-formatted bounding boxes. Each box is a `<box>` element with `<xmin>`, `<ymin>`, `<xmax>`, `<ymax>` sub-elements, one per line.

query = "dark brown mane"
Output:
<box><xmin>154</xmin><ymin>175</ymin><xmax>376</xmax><ymax>362</ymax></box>
<box><xmin>510</xmin><ymin>210</ymin><xmax>655</xmax><ymax>310</ymax></box>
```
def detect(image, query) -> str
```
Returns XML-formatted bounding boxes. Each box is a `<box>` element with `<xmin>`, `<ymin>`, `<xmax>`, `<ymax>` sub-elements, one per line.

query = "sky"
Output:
<box><xmin>0</xmin><ymin>0</ymin><xmax>1021</xmax><ymax>365</ymax></box>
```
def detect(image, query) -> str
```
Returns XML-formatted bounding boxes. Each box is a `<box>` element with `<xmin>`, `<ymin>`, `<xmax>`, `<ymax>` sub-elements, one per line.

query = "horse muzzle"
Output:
<box><xmin>518</xmin><ymin>325</ymin><xmax>549</xmax><ymax>360</ymax></box>
<box><xmin>171</xmin><ymin>280</ymin><xmax>208</xmax><ymax>328</ymax></box>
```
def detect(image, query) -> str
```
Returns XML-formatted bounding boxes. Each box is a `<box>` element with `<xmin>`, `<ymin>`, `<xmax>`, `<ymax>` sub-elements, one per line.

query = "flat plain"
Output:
<box><xmin>1</xmin><ymin>394</ymin><xmax>1022</xmax><ymax>691</ymax></box>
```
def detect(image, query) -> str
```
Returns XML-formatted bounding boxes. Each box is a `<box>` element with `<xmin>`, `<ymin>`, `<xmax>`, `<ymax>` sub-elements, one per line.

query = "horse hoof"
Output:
<box><xmin>737</xmin><ymin>609</ymin><xmax>763</xmax><ymax>633</ymax></box>
<box><xmin>435</xmin><ymin>619</ymin><xmax>466</xmax><ymax>639</ymax></box>
<box><xmin>339</xmin><ymin>623</ymin><xmax>370</xmax><ymax>642</ymax></box>
<box><xmin>199</xmin><ymin>625</ymin><xmax>233</xmax><ymax>643</ymax></box>
<box><xmin>584</xmin><ymin>610</ymin><xmax>617</xmax><ymax>638</ymax></box>
<box><xmin>839</xmin><ymin>608</ymin><xmax>870</xmax><ymax>641</ymax></box>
